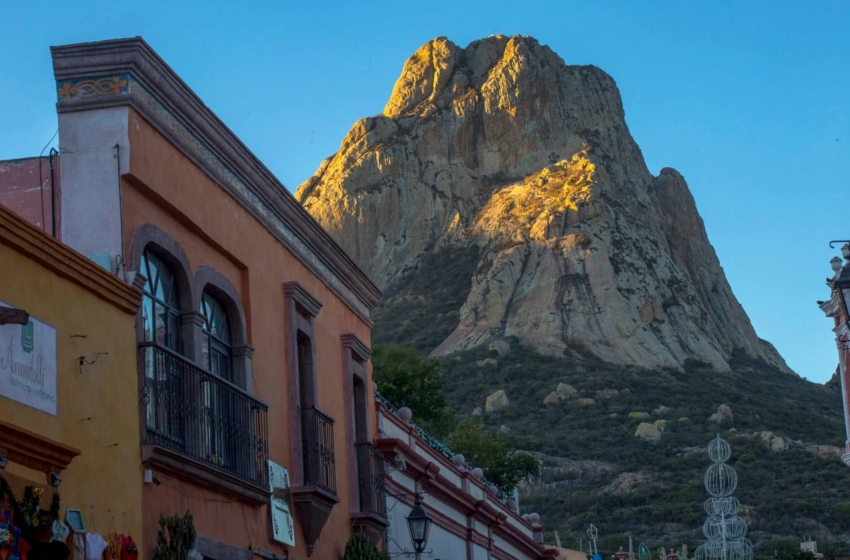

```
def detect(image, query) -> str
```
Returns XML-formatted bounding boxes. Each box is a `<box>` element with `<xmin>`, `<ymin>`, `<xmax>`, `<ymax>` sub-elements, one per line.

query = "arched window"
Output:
<box><xmin>200</xmin><ymin>291</ymin><xmax>232</xmax><ymax>380</ymax></box>
<box><xmin>140</xmin><ymin>249</ymin><xmax>181</xmax><ymax>351</ymax></box>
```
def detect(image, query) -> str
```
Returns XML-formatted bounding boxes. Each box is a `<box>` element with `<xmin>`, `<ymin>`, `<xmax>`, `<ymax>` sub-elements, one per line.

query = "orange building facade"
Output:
<box><xmin>0</xmin><ymin>37</ymin><xmax>386</xmax><ymax>559</ymax></box>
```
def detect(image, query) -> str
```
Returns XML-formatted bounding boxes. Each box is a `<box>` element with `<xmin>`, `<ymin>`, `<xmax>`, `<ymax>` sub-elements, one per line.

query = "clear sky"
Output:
<box><xmin>1</xmin><ymin>1</ymin><xmax>847</xmax><ymax>382</ymax></box>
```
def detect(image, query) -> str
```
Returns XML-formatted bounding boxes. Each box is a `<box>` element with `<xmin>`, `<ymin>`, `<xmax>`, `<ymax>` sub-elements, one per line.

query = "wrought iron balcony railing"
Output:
<box><xmin>355</xmin><ymin>442</ymin><xmax>387</xmax><ymax>518</ymax></box>
<box><xmin>301</xmin><ymin>406</ymin><xmax>336</xmax><ymax>495</ymax></box>
<box><xmin>140</xmin><ymin>342</ymin><xmax>269</xmax><ymax>487</ymax></box>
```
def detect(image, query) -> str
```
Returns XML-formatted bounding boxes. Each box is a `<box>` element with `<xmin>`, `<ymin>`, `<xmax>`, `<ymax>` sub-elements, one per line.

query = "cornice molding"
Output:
<box><xmin>341</xmin><ymin>333</ymin><xmax>372</xmax><ymax>361</ymax></box>
<box><xmin>141</xmin><ymin>444</ymin><xmax>269</xmax><ymax>505</ymax></box>
<box><xmin>821</xmin><ymin>294</ymin><xmax>840</xmax><ymax>317</ymax></box>
<box><xmin>51</xmin><ymin>38</ymin><xmax>380</xmax><ymax>322</ymax></box>
<box><xmin>284</xmin><ymin>282</ymin><xmax>323</xmax><ymax>318</ymax></box>
<box><xmin>0</xmin><ymin>204</ymin><xmax>141</xmax><ymax>315</ymax></box>
<box><xmin>0</xmin><ymin>421</ymin><xmax>81</xmax><ymax>473</ymax></box>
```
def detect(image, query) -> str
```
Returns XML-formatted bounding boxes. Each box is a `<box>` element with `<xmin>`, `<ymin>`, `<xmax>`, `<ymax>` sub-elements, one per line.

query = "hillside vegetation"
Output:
<box><xmin>372</xmin><ymin>246</ymin><xmax>850</xmax><ymax>551</ymax></box>
<box><xmin>440</xmin><ymin>342</ymin><xmax>849</xmax><ymax>550</ymax></box>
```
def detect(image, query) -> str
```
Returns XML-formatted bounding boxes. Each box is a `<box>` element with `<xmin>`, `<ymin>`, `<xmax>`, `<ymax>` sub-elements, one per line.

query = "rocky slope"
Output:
<box><xmin>296</xmin><ymin>35</ymin><xmax>789</xmax><ymax>373</ymax></box>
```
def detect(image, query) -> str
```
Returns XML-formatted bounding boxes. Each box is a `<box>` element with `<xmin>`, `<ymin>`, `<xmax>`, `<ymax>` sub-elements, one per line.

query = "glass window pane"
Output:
<box><xmin>167</xmin><ymin>312</ymin><xmax>181</xmax><ymax>351</ymax></box>
<box><xmin>147</xmin><ymin>255</ymin><xmax>160</xmax><ymax>296</ymax></box>
<box><xmin>154</xmin><ymin>302</ymin><xmax>167</xmax><ymax>346</ymax></box>
<box><xmin>142</xmin><ymin>295</ymin><xmax>153</xmax><ymax>342</ymax></box>
<box><xmin>201</xmin><ymin>332</ymin><xmax>210</xmax><ymax>371</ymax></box>
<box><xmin>212</xmin><ymin>349</ymin><xmax>231</xmax><ymax>381</ymax></box>
<box><xmin>219</xmin><ymin>311</ymin><xmax>231</xmax><ymax>345</ymax></box>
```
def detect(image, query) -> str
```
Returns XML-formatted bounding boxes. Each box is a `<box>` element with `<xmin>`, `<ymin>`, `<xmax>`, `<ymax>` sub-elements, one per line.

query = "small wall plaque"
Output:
<box><xmin>65</xmin><ymin>509</ymin><xmax>85</xmax><ymax>533</ymax></box>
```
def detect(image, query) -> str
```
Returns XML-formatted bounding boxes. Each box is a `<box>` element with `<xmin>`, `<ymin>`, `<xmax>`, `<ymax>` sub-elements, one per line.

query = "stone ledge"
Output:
<box><xmin>141</xmin><ymin>444</ymin><xmax>270</xmax><ymax>505</ymax></box>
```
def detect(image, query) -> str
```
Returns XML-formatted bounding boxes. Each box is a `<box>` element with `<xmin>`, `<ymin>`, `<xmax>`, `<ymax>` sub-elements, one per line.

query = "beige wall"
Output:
<box><xmin>0</xmin><ymin>224</ymin><xmax>143</xmax><ymax>554</ymax></box>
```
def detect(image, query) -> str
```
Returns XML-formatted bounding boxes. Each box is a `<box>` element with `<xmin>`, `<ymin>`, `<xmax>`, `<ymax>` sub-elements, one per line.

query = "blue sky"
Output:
<box><xmin>1</xmin><ymin>1</ymin><xmax>847</xmax><ymax>382</ymax></box>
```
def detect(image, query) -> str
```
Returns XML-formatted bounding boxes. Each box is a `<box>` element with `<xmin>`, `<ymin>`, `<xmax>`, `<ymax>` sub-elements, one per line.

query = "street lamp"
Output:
<box><xmin>406</xmin><ymin>494</ymin><xmax>432</xmax><ymax>556</ymax></box>
<box><xmin>616</xmin><ymin>547</ymin><xmax>629</xmax><ymax>560</ymax></box>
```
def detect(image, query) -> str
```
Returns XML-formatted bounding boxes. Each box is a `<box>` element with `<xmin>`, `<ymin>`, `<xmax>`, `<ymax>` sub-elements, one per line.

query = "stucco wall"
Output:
<box><xmin>0</xmin><ymin>157</ymin><xmax>58</xmax><ymax>234</ymax></box>
<box><xmin>59</xmin><ymin>107</ymin><xmax>129</xmax><ymax>270</ymax></box>
<box><xmin>0</xmin><ymin>241</ymin><xmax>143</xmax><ymax>553</ymax></box>
<box><xmin>123</xmin><ymin>107</ymin><xmax>374</xmax><ymax>560</ymax></box>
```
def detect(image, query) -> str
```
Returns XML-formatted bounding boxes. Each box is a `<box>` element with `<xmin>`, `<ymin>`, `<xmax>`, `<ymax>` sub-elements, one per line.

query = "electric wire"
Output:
<box><xmin>36</xmin><ymin>128</ymin><xmax>58</xmax><ymax>232</ymax></box>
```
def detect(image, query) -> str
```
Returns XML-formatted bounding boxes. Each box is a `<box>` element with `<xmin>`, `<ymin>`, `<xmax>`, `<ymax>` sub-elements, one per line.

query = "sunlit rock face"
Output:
<box><xmin>296</xmin><ymin>35</ymin><xmax>791</xmax><ymax>373</ymax></box>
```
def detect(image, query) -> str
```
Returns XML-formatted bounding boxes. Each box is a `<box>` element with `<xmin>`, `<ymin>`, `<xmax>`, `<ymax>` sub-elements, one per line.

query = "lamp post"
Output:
<box><xmin>406</xmin><ymin>494</ymin><xmax>432</xmax><ymax>560</ymax></box>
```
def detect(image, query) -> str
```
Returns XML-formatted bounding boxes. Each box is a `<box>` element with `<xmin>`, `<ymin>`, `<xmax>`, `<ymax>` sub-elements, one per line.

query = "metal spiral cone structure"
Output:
<box><xmin>694</xmin><ymin>435</ymin><xmax>752</xmax><ymax>560</ymax></box>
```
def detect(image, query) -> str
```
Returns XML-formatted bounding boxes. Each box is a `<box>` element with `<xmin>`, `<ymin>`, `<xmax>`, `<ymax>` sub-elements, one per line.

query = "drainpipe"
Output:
<box><xmin>49</xmin><ymin>148</ymin><xmax>58</xmax><ymax>238</ymax></box>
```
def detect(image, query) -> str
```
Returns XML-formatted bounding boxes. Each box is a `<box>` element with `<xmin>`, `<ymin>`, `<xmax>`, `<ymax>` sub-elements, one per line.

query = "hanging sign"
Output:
<box><xmin>0</xmin><ymin>302</ymin><xmax>57</xmax><ymax>416</ymax></box>
<box><xmin>268</xmin><ymin>460</ymin><xmax>295</xmax><ymax>546</ymax></box>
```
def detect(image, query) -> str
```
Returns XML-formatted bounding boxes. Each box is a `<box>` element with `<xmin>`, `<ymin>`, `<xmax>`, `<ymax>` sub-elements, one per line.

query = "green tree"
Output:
<box><xmin>446</xmin><ymin>417</ymin><xmax>540</xmax><ymax>494</ymax></box>
<box><xmin>372</xmin><ymin>344</ymin><xmax>454</xmax><ymax>437</ymax></box>
<box><xmin>343</xmin><ymin>531</ymin><xmax>388</xmax><ymax>560</ymax></box>
<box><xmin>819</xmin><ymin>542</ymin><xmax>847</xmax><ymax>560</ymax></box>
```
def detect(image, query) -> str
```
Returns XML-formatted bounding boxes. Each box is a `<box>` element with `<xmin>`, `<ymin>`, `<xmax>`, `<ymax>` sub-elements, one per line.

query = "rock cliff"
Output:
<box><xmin>296</xmin><ymin>35</ymin><xmax>790</xmax><ymax>373</ymax></box>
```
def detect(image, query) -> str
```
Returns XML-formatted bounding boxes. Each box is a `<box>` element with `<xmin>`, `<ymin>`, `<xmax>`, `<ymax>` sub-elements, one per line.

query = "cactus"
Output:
<box><xmin>152</xmin><ymin>511</ymin><xmax>196</xmax><ymax>560</ymax></box>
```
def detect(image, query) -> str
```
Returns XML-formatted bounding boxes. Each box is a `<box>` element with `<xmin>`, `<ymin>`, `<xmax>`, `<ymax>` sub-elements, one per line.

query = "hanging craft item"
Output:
<box><xmin>0</xmin><ymin>475</ymin><xmax>61</xmax><ymax>530</ymax></box>
<box><xmin>119</xmin><ymin>535</ymin><xmax>138</xmax><ymax>560</ymax></box>
<box><xmin>0</xmin><ymin>498</ymin><xmax>25</xmax><ymax>560</ymax></box>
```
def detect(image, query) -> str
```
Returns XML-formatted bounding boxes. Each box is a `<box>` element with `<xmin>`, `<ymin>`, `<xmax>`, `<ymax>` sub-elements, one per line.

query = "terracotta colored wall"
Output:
<box><xmin>0</xmin><ymin>236</ymin><xmax>143</xmax><ymax>553</ymax></box>
<box><xmin>123</xmin><ymin>108</ymin><xmax>373</xmax><ymax>560</ymax></box>
<box><xmin>0</xmin><ymin>157</ymin><xmax>59</xmax><ymax>235</ymax></box>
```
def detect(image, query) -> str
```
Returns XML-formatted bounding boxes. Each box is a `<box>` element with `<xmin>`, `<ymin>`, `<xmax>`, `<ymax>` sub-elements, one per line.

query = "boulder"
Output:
<box><xmin>678</xmin><ymin>417</ymin><xmax>691</xmax><ymax>424</ymax></box>
<box><xmin>472</xmin><ymin>407</ymin><xmax>482</xmax><ymax>416</ymax></box>
<box><xmin>477</xmin><ymin>358</ymin><xmax>498</xmax><ymax>368</ymax></box>
<box><xmin>499</xmin><ymin>424</ymin><xmax>512</xmax><ymax>434</ymax></box>
<box><xmin>654</xmin><ymin>419</ymin><xmax>667</xmax><ymax>432</ymax></box>
<box><xmin>759</xmin><ymin>431</ymin><xmax>788</xmax><ymax>451</ymax></box>
<box><xmin>489</xmin><ymin>340</ymin><xmax>511</xmax><ymax>356</ymax></box>
<box><xmin>653</xmin><ymin>405</ymin><xmax>671</xmax><ymax>416</ymax></box>
<box><xmin>575</xmin><ymin>398</ymin><xmax>597</xmax><ymax>406</ymax></box>
<box><xmin>709</xmin><ymin>404</ymin><xmax>733</xmax><ymax>424</ymax></box>
<box><xmin>595</xmin><ymin>389</ymin><xmax>619</xmax><ymax>399</ymax></box>
<box><xmin>555</xmin><ymin>383</ymin><xmax>577</xmax><ymax>399</ymax></box>
<box><xmin>485</xmin><ymin>390</ymin><xmax>509</xmax><ymax>413</ymax></box>
<box><xmin>635</xmin><ymin>423</ymin><xmax>661</xmax><ymax>442</ymax></box>
<box><xmin>543</xmin><ymin>392</ymin><xmax>560</xmax><ymax>406</ymax></box>
<box><xmin>629</xmin><ymin>412</ymin><xmax>650</xmax><ymax>420</ymax></box>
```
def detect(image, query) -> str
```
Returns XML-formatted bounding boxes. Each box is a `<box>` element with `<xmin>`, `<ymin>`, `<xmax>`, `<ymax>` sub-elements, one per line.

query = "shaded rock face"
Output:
<box><xmin>296</xmin><ymin>35</ymin><xmax>791</xmax><ymax>373</ymax></box>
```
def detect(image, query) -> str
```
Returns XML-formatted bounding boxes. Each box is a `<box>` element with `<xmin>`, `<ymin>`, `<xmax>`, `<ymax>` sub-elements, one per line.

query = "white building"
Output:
<box><xmin>819</xmin><ymin>243</ymin><xmax>850</xmax><ymax>467</ymax></box>
<box><xmin>375</xmin><ymin>398</ymin><xmax>557</xmax><ymax>560</ymax></box>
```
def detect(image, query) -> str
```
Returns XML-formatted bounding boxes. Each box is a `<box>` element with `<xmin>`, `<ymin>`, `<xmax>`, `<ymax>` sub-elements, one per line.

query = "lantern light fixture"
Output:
<box><xmin>406</xmin><ymin>494</ymin><xmax>432</xmax><ymax>554</ymax></box>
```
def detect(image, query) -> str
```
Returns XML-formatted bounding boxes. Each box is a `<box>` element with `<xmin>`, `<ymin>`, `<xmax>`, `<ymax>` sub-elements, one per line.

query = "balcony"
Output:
<box><xmin>140</xmin><ymin>343</ymin><xmax>270</xmax><ymax>500</ymax></box>
<box><xmin>300</xmin><ymin>406</ymin><xmax>337</xmax><ymax>495</ymax></box>
<box><xmin>293</xmin><ymin>406</ymin><xmax>339</xmax><ymax>556</ymax></box>
<box><xmin>356</xmin><ymin>442</ymin><xmax>387</xmax><ymax>517</ymax></box>
<box><xmin>352</xmin><ymin>442</ymin><xmax>389</xmax><ymax>545</ymax></box>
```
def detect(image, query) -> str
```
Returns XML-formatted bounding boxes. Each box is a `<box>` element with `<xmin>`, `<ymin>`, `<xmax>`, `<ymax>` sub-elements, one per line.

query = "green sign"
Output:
<box><xmin>21</xmin><ymin>320</ymin><xmax>34</xmax><ymax>354</ymax></box>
